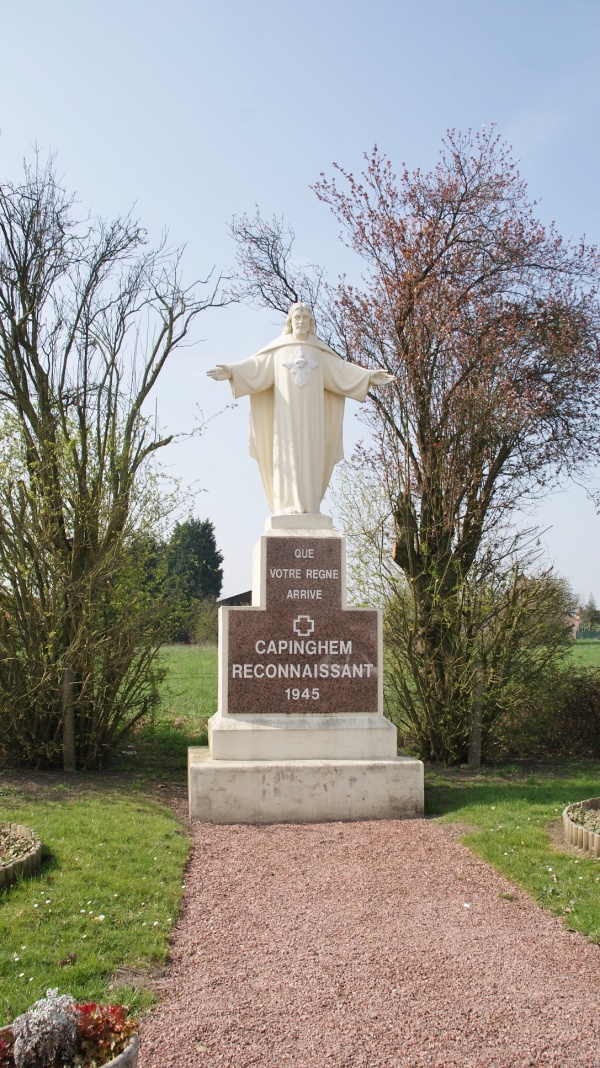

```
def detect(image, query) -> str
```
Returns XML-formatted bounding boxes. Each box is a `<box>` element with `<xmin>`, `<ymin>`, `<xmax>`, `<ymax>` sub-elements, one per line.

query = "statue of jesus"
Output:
<box><xmin>207</xmin><ymin>302</ymin><xmax>394</xmax><ymax>516</ymax></box>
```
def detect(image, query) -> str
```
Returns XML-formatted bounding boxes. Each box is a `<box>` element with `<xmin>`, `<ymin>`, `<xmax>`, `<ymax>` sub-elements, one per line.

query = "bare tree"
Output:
<box><xmin>0</xmin><ymin>156</ymin><xmax>222</xmax><ymax>769</ymax></box>
<box><xmin>230</xmin><ymin>127</ymin><xmax>600</xmax><ymax>763</ymax></box>
<box><xmin>228</xmin><ymin>209</ymin><xmax>340</xmax><ymax>343</ymax></box>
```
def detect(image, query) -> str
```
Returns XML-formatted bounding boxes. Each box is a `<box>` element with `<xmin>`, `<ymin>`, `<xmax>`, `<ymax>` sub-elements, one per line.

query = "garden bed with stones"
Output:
<box><xmin>0</xmin><ymin>822</ymin><xmax>43</xmax><ymax>888</ymax></box>
<box><xmin>563</xmin><ymin>798</ymin><xmax>600</xmax><ymax>856</ymax></box>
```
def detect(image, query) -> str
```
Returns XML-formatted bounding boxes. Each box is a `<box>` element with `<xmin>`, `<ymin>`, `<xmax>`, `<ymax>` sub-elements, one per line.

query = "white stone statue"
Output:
<box><xmin>207</xmin><ymin>302</ymin><xmax>394</xmax><ymax>515</ymax></box>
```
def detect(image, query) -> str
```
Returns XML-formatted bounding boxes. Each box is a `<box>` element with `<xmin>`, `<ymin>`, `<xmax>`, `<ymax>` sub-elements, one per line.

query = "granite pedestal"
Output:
<box><xmin>188</xmin><ymin>516</ymin><xmax>424</xmax><ymax>822</ymax></box>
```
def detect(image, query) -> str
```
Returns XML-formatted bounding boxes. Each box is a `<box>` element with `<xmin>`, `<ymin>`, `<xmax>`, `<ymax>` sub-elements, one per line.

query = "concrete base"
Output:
<box><xmin>188</xmin><ymin>747</ymin><xmax>424</xmax><ymax>823</ymax></box>
<box><xmin>265</xmin><ymin>513</ymin><xmax>334</xmax><ymax>532</ymax></box>
<box><xmin>208</xmin><ymin>711</ymin><xmax>397</xmax><ymax>760</ymax></box>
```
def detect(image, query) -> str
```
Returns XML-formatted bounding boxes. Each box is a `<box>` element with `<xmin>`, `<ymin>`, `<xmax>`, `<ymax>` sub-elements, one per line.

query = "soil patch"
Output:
<box><xmin>432</xmin><ymin>818</ymin><xmax>480</xmax><ymax>840</ymax></box>
<box><xmin>544</xmin><ymin>816</ymin><xmax>598</xmax><ymax>859</ymax></box>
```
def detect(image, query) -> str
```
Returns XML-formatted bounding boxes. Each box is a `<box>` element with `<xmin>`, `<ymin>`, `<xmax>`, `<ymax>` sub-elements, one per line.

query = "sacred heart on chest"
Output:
<box><xmin>283</xmin><ymin>346</ymin><xmax>318</xmax><ymax>388</ymax></box>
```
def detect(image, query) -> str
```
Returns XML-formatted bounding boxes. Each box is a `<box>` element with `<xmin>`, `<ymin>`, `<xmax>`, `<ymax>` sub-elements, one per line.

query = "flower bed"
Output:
<box><xmin>0</xmin><ymin>991</ymin><xmax>138</xmax><ymax>1068</ymax></box>
<box><xmin>0</xmin><ymin>824</ymin><xmax>42</xmax><ymax>889</ymax></box>
<box><xmin>562</xmin><ymin>798</ymin><xmax>600</xmax><ymax>856</ymax></box>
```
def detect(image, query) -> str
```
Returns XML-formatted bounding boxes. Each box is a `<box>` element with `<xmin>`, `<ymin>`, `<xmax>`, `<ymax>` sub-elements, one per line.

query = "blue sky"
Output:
<box><xmin>1</xmin><ymin>0</ymin><xmax>599</xmax><ymax>597</ymax></box>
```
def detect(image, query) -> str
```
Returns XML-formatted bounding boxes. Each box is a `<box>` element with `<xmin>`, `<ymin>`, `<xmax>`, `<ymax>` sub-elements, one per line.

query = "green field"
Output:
<box><xmin>569</xmin><ymin>638</ymin><xmax>600</xmax><ymax>667</ymax></box>
<box><xmin>158</xmin><ymin>644</ymin><xmax>218</xmax><ymax>725</ymax></box>
<box><xmin>114</xmin><ymin>645</ymin><xmax>217</xmax><ymax>778</ymax></box>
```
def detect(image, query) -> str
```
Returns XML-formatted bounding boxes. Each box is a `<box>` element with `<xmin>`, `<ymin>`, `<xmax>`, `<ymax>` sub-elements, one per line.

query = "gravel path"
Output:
<box><xmin>139</xmin><ymin>819</ymin><xmax>600</xmax><ymax>1068</ymax></box>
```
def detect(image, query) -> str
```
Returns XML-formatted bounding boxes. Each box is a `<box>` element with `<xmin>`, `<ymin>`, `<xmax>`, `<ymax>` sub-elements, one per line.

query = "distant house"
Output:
<box><xmin>569</xmin><ymin>612</ymin><xmax>581</xmax><ymax>640</ymax></box>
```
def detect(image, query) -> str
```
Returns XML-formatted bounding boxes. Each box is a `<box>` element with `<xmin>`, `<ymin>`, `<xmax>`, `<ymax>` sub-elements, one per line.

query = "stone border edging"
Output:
<box><xmin>562</xmin><ymin>798</ymin><xmax>600</xmax><ymax>857</ymax></box>
<box><xmin>103</xmin><ymin>1034</ymin><xmax>139</xmax><ymax>1067</ymax></box>
<box><xmin>0</xmin><ymin>823</ymin><xmax>43</xmax><ymax>889</ymax></box>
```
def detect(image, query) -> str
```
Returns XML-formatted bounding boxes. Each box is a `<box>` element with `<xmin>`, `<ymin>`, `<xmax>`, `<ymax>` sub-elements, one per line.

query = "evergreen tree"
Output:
<box><xmin>166</xmin><ymin>519</ymin><xmax>223</xmax><ymax>641</ymax></box>
<box><xmin>167</xmin><ymin>518</ymin><xmax>223</xmax><ymax>600</ymax></box>
<box><xmin>580</xmin><ymin>595</ymin><xmax>600</xmax><ymax>630</ymax></box>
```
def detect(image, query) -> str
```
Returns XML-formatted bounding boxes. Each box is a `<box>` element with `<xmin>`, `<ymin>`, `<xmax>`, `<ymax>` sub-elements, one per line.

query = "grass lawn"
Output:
<box><xmin>427</xmin><ymin>762</ymin><xmax>600</xmax><ymax>944</ymax></box>
<box><xmin>0</xmin><ymin>790</ymin><xmax>190</xmax><ymax>1024</ymax></box>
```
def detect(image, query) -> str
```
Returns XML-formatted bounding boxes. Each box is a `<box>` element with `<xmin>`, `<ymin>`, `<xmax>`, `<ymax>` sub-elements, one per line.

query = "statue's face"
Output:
<box><xmin>291</xmin><ymin>306</ymin><xmax>311</xmax><ymax>339</ymax></box>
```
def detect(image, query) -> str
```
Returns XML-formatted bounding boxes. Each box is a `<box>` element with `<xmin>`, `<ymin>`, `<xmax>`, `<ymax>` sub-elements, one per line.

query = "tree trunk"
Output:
<box><xmin>468</xmin><ymin>659</ymin><xmax>483</xmax><ymax>769</ymax></box>
<box><xmin>61</xmin><ymin>668</ymin><xmax>76</xmax><ymax>772</ymax></box>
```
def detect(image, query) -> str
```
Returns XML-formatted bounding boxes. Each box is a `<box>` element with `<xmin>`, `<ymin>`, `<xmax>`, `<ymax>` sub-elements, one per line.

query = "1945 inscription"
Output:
<box><xmin>224</xmin><ymin>536</ymin><xmax>379</xmax><ymax>715</ymax></box>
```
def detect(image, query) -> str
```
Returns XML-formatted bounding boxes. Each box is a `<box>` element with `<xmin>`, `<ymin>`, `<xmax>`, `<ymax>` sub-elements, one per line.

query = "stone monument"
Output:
<box><xmin>188</xmin><ymin>302</ymin><xmax>424</xmax><ymax>822</ymax></box>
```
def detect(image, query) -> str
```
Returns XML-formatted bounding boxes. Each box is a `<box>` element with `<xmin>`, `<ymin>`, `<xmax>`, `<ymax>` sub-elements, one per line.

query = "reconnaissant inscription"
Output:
<box><xmin>224</xmin><ymin>535</ymin><xmax>380</xmax><ymax>715</ymax></box>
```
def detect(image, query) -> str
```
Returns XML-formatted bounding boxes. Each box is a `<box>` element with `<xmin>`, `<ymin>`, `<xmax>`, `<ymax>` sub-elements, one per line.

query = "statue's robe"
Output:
<box><xmin>228</xmin><ymin>332</ymin><xmax>372</xmax><ymax>515</ymax></box>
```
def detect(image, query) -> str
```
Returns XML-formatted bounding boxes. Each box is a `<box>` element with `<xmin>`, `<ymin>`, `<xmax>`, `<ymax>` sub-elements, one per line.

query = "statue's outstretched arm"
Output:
<box><xmin>207</xmin><ymin>364</ymin><xmax>233</xmax><ymax>381</ymax></box>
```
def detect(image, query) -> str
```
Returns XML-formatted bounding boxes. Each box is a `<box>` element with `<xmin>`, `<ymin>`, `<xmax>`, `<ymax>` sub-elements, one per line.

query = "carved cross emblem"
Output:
<box><xmin>293</xmin><ymin>615</ymin><xmax>315</xmax><ymax>637</ymax></box>
<box><xmin>283</xmin><ymin>347</ymin><xmax>318</xmax><ymax>388</ymax></box>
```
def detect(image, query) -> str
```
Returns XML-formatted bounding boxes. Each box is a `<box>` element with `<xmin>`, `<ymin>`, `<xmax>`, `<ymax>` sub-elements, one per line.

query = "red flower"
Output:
<box><xmin>75</xmin><ymin>1003</ymin><xmax>136</xmax><ymax>1063</ymax></box>
<box><xmin>0</xmin><ymin>1037</ymin><xmax>14</xmax><ymax>1068</ymax></box>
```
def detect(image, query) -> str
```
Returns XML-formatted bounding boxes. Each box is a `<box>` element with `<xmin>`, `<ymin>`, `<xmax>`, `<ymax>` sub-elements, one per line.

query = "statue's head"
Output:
<box><xmin>284</xmin><ymin>302</ymin><xmax>315</xmax><ymax>339</ymax></box>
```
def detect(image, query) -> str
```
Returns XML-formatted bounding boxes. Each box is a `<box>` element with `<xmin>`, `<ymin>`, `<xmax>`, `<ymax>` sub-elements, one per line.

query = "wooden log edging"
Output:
<box><xmin>0</xmin><ymin>823</ymin><xmax>43</xmax><ymax>889</ymax></box>
<box><xmin>562</xmin><ymin>798</ymin><xmax>600</xmax><ymax>857</ymax></box>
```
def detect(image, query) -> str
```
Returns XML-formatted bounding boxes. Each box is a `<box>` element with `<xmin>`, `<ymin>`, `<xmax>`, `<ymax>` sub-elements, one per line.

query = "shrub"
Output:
<box><xmin>193</xmin><ymin>600</ymin><xmax>219</xmax><ymax>646</ymax></box>
<box><xmin>489</xmin><ymin>666</ymin><xmax>600</xmax><ymax>760</ymax></box>
<box><xmin>12</xmin><ymin>990</ymin><xmax>78</xmax><ymax>1068</ymax></box>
